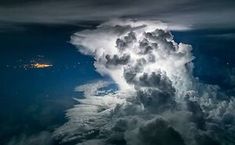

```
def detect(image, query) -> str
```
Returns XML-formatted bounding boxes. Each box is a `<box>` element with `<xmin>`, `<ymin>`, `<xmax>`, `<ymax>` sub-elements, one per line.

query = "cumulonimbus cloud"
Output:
<box><xmin>53</xmin><ymin>19</ymin><xmax>235</xmax><ymax>145</ymax></box>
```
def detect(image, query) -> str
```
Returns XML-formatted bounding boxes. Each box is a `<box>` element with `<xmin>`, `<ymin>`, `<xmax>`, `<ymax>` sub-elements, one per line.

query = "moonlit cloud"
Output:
<box><xmin>53</xmin><ymin>19</ymin><xmax>235</xmax><ymax>145</ymax></box>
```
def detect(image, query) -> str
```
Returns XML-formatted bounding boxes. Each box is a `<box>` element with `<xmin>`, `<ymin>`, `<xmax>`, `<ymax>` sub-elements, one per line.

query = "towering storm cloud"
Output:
<box><xmin>54</xmin><ymin>20</ymin><xmax>235</xmax><ymax>145</ymax></box>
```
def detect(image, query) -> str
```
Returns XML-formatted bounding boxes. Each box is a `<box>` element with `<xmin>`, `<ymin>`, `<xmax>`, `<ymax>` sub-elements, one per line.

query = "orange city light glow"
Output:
<box><xmin>32</xmin><ymin>63</ymin><xmax>53</xmax><ymax>68</ymax></box>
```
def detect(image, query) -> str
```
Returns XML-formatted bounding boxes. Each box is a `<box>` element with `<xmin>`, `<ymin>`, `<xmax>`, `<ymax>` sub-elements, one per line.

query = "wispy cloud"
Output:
<box><xmin>74</xmin><ymin>80</ymin><xmax>111</xmax><ymax>97</ymax></box>
<box><xmin>7</xmin><ymin>131</ymin><xmax>53</xmax><ymax>145</ymax></box>
<box><xmin>206</xmin><ymin>33</ymin><xmax>235</xmax><ymax>39</ymax></box>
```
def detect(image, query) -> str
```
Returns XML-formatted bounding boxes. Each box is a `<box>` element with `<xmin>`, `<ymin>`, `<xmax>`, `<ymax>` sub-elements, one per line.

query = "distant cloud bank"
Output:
<box><xmin>0</xmin><ymin>0</ymin><xmax>235</xmax><ymax>30</ymax></box>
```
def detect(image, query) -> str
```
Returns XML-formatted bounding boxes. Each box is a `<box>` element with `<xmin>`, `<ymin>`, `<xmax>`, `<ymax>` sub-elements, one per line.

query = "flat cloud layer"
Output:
<box><xmin>0</xmin><ymin>0</ymin><xmax>235</xmax><ymax>29</ymax></box>
<box><xmin>53</xmin><ymin>19</ymin><xmax>235</xmax><ymax>145</ymax></box>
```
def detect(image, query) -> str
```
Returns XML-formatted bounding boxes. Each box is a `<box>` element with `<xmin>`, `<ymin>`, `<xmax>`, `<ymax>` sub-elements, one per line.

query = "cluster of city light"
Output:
<box><xmin>31</xmin><ymin>63</ymin><xmax>53</xmax><ymax>68</ymax></box>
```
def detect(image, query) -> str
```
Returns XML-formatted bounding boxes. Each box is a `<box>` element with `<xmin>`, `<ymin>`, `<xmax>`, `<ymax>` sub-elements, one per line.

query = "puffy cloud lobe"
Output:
<box><xmin>116</xmin><ymin>31</ymin><xmax>137</xmax><ymax>51</ymax></box>
<box><xmin>54</xmin><ymin>19</ymin><xmax>235</xmax><ymax>145</ymax></box>
<box><xmin>128</xmin><ymin>117</ymin><xmax>186</xmax><ymax>145</ymax></box>
<box><xmin>136</xmin><ymin>72</ymin><xmax>175</xmax><ymax>92</ymax></box>
<box><xmin>105</xmin><ymin>54</ymin><xmax>130</xmax><ymax>67</ymax></box>
<box><xmin>138</xmin><ymin>38</ymin><xmax>153</xmax><ymax>54</ymax></box>
<box><xmin>137</xmin><ymin>88</ymin><xmax>176</xmax><ymax>113</ymax></box>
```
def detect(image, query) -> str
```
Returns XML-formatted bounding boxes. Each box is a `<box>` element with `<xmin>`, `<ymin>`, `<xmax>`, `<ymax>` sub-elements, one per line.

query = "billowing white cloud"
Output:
<box><xmin>54</xmin><ymin>19</ymin><xmax>235</xmax><ymax>145</ymax></box>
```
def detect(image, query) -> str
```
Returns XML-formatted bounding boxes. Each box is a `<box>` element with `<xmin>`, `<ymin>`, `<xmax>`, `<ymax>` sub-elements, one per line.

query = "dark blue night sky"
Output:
<box><xmin>0</xmin><ymin>24</ymin><xmax>235</xmax><ymax>145</ymax></box>
<box><xmin>0</xmin><ymin>24</ymin><xmax>103</xmax><ymax>145</ymax></box>
<box><xmin>173</xmin><ymin>29</ymin><xmax>235</xmax><ymax>91</ymax></box>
